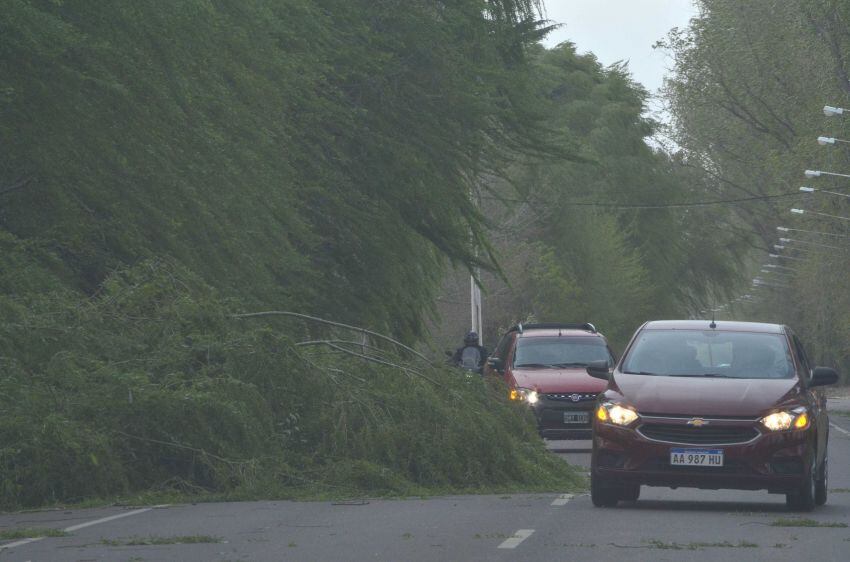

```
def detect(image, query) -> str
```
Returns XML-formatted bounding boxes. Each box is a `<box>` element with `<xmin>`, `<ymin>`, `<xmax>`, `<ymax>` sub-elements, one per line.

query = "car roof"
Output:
<box><xmin>642</xmin><ymin>320</ymin><xmax>786</xmax><ymax>334</ymax></box>
<box><xmin>517</xmin><ymin>329</ymin><xmax>602</xmax><ymax>338</ymax></box>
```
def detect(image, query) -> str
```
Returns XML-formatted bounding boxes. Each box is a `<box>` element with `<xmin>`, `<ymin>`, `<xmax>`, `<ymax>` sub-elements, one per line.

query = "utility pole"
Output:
<box><xmin>469</xmin><ymin>183</ymin><xmax>483</xmax><ymax>345</ymax></box>
<box><xmin>470</xmin><ymin>274</ymin><xmax>482</xmax><ymax>343</ymax></box>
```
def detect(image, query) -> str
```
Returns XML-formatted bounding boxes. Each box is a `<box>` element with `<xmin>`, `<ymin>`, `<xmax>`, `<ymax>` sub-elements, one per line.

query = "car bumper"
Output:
<box><xmin>592</xmin><ymin>420</ymin><xmax>814</xmax><ymax>493</ymax></box>
<box><xmin>533</xmin><ymin>397</ymin><xmax>597</xmax><ymax>439</ymax></box>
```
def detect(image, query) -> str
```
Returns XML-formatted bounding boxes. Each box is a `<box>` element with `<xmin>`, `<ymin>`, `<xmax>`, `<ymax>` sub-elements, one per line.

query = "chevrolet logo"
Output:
<box><xmin>687</xmin><ymin>418</ymin><xmax>709</xmax><ymax>427</ymax></box>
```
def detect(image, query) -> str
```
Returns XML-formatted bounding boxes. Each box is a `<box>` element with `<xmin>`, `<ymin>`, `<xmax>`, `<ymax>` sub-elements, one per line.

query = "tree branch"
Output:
<box><xmin>232</xmin><ymin>310</ymin><xmax>432</xmax><ymax>365</ymax></box>
<box><xmin>0</xmin><ymin>176</ymin><xmax>33</xmax><ymax>196</ymax></box>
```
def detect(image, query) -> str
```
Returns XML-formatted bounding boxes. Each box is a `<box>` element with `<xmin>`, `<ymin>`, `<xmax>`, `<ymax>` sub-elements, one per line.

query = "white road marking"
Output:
<box><xmin>0</xmin><ymin>505</ymin><xmax>167</xmax><ymax>551</ymax></box>
<box><xmin>63</xmin><ymin>506</ymin><xmax>157</xmax><ymax>532</ymax></box>
<box><xmin>551</xmin><ymin>493</ymin><xmax>574</xmax><ymax>506</ymax></box>
<box><xmin>830</xmin><ymin>422</ymin><xmax>850</xmax><ymax>436</ymax></box>
<box><xmin>0</xmin><ymin>537</ymin><xmax>43</xmax><ymax>550</ymax></box>
<box><xmin>497</xmin><ymin>529</ymin><xmax>534</xmax><ymax>549</ymax></box>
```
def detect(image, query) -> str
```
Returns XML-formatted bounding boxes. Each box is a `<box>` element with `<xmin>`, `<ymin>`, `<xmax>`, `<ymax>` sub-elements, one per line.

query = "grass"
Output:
<box><xmin>0</xmin><ymin>527</ymin><xmax>68</xmax><ymax>540</ymax></box>
<box><xmin>770</xmin><ymin>518</ymin><xmax>848</xmax><ymax>528</ymax></box>
<box><xmin>101</xmin><ymin>535</ymin><xmax>222</xmax><ymax>546</ymax></box>
<box><xmin>645</xmin><ymin>539</ymin><xmax>758</xmax><ymax>550</ymax></box>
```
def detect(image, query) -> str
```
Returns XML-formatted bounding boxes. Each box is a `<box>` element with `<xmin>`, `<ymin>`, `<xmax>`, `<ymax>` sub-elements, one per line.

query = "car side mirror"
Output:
<box><xmin>810</xmin><ymin>366</ymin><xmax>839</xmax><ymax>387</ymax></box>
<box><xmin>487</xmin><ymin>357</ymin><xmax>503</xmax><ymax>371</ymax></box>
<box><xmin>586</xmin><ymin>360</ymin><xmax>611</xmax><ymax>380</ymax></box>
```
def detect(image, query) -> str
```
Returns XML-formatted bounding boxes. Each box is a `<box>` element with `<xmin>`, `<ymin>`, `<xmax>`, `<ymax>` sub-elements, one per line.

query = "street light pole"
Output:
<box><xmin>800</xmin><ymin>186</ymin><xmax>850</xmax><ymax>199</ymax></box>
<box><xmin>777</xmin><ymin>226</ymin><xmax>850</xmax><ymax>239</ymax></box>
<box><xmin>470</xmin><ymin>274</ymin><xmax>482</xmax><ymax>342</ymax></box>
<box><xmin>804</xmin><ymin>169</ymin><xmax>850</xmax><ymax>179</ymax></box>
<box><xmin>791</xmin><ymin>208</ymin><xmax>850</xmax><ymax>222</ymax></box>
<box><xmin>778</xmin><ymin>237</ymin><xmax>842</xmax><ymax>250</ymax></box>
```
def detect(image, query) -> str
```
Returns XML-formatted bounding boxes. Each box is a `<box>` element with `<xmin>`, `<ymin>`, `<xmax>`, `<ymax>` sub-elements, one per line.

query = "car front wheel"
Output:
<box><xmin>786</xmin><ymin>456</ymin><xmax>816</xmax><ymax>512</ymax></box>
<box><xmin>590</xmin><ymin>474</ymin><xmax>619</xmax><ymax>507</ymax></box>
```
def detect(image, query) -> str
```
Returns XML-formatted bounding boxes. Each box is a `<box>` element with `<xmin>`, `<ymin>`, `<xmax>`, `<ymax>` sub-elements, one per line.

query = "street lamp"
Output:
<box><xmin>763</xmin><ymin>263</ymin><xmax>796</xmax><ymax>271</ymax></box>
<box><xmin>804</xmin><ymin>169</ymin><xmax>850</xmax><ymax>179</ymax></box>
<box><xmin>777</xmin><ymin>237</ymin><xmax>842</xmax><ymax>250</ymax></box>
<box><xmin>753</xmin><ymin>278</ymin><xmax>790</xmax><ymax>289</ymax></box>
<box><xmin>791</xmin><ymin>208</ymin><xmax>850</xmax><ymax>222</ymax></box>
<box><xmin>817</xmin><ymin>136</ymin><xmax>850</xmax><ymax>146</ymax></box>
<box><xmin>823</xmin><ymin>105</ymin><xmax>848</xmax><ymax>116</ymax></box>
<box><xmin>777</xmin><ymin>226</ymin><xmax>850</xmax><ymax>239</ymax></box>
<box><xmin>800</xmin><ymin>186</ymin><xmax>850</xmax><ymax>199</ymax></box>
<box><xmin>769</xmin><ymin>252</ymin><xmax>806</xmax><ymax>261</ymax></box>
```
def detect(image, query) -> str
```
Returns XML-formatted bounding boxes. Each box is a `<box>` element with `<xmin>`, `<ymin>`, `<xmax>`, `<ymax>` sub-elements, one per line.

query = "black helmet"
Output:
<box><xmin>464</xmin><ymin>331</ymin><xmax>479</xmax><ymax>344</ymax></box>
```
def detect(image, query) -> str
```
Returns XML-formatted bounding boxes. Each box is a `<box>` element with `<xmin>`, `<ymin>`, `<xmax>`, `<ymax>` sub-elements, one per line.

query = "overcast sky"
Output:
<box><xmin>541</xmin><ymin>0</ymin><xmax>698</xmax><ymax>104</ymax></box>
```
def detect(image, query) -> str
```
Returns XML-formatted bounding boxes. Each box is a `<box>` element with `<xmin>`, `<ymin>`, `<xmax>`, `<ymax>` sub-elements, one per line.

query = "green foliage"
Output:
<box><xmin>0</xmin><ymin>260</ymin><xmax>581</xmax><ymax>509</ymax></box>
<box><xmin>0</xmin><ymin>528</ymin><xmax>68</xmax><ymax>540</ymax></box>
<box><xmin>661</xmin><ymin>0</ymin><xmax>850</xmax><ymax>375</ymax></box>
<box><xmin>0</xmin><ymin>0</ymin><xmax>557</xmax><ymax>342</ymax></box>
<box><xmin>478</xmin><ymin>44</ymin><xmax>745</xmax><ymax>349</ymax></box>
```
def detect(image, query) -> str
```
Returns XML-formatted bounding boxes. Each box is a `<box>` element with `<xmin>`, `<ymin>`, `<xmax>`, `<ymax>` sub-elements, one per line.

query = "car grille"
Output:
<box><xmin>638</xmin><ymin>423</ymin><xmax>759</xmax><ymax>445</ymax></box>
<box><xmin>544</xmin><ymin>392</ymin><xmax>597</xmax><ymax>402</ymax></box>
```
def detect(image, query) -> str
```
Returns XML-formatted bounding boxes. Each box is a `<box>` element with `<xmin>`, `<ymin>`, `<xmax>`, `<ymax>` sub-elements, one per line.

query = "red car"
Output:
<box><xmin>588</xmin><ymin>320</ymin><xmax>838</xmax><ymax>511</ymax></box>
<box><xmin>484</xmin><ymin>323</ymin><xmax>616</xmax><ymax>439</ymax></box>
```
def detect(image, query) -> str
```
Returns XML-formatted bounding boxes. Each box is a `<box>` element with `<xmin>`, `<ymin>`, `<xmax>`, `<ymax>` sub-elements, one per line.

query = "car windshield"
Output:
<box><xmin>513</xmin><ymin>336</ymin><xmax>612</xmax><ymax>368</ymax></box>
<box><xmin>621</xmin><ymin>329</ymin><xmax>795</xmax><ymax>379</ymax></box>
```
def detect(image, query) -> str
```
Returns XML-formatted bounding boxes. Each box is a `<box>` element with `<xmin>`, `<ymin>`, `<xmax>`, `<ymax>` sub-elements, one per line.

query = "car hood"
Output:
<box><xmin>610</xmin><ymin>373</ymin><xmax>800</xmax><ymax>417</ymax></box>
<box><xmin>513</xmin><ymin>368</ymin><xmax>608</xmax><ymax>394</ymax></box>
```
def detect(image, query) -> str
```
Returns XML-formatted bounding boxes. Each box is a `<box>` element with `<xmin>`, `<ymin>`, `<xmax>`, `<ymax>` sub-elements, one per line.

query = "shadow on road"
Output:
<box><xmin>618</xmin><ymin>499</ymin><xmax>790</xmax><ymax>513</ymax></box>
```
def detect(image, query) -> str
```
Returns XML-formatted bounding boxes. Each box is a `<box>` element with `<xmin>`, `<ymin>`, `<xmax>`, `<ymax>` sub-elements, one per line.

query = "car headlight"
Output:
<box><xmin>596</xmin><ymin>402</ymin><xmax>639</xmax><ymax>426</ymax></box>
<box><xmin>509</xmin><ymin>387</ymin><xmax>539</xmax><ymax>404</ymax></box>
<box><xmin>761</xmin><ymin>408</ymin><xmax>809</xmax><ymax>431</ymax></box>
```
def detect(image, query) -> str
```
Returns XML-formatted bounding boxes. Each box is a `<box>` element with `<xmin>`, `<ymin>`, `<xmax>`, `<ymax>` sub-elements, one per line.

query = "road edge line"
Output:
<box><xmin>497</xmin><ymin>529</ymin><xmax>534</xmax><ymax>549</ymax></box>
<box><xmin>551</xmin><ymin>493</ymin><xmax>574</xmax><ymax>506</ymax></box>
<box><xmin>829</xmin><ymin>422</ymin><xmax>850</xmax><ymax>436</ymax></box>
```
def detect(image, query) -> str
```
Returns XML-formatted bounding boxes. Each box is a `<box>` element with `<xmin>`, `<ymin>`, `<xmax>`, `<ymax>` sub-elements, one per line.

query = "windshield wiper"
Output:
<box><xmin>551</xmin><ymin>362</ymin><xmax>588</xmax><ymax>368</ymax></box>
<box><xmin>514</xmin><ymin>363</ymin><xmax>551</xmax><ymax>368</ymax></box>
<box><xmin>622</xmin><ymin>371</ymin><xmax>659</xmax><ymax>376</ymax></box>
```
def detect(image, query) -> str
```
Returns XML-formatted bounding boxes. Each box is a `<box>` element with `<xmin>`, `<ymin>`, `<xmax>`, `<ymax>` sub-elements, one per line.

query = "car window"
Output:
<box><xmin>513</xmin><ymin>336</ymin><xmax>613</xmax><ymax>367</ymax></box>
<box><xmin>621</xmin><ymin>330</ymin><xmax>795</xmax><ymax>379</ymax></box>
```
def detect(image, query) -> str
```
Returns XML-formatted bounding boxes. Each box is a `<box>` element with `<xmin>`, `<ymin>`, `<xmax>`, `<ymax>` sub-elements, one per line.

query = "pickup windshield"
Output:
<box><xmin>621</xmin><ymin>330</ymin><xmax>794</xmax><ymax>379</ymax></box>
<box><xmin>514</xmin><ymin>336</ymin><xmax>613</xmax><ymax>368</ymax></box>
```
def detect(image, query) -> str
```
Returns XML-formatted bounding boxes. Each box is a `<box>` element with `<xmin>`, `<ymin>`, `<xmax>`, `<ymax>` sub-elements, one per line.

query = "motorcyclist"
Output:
<box><xmin>452</xmin><ymin>331</ymin><xmax>488</xmax><ymax>373</ymax></box>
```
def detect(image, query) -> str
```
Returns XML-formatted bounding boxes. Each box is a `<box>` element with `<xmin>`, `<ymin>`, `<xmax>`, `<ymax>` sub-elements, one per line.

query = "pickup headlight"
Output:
<box><xmin>596</xmin><ymin>402</ymin><xmax>639</xmax><ymax>426</ymax></box>
<box><xmin>509</xmin><ymin>387</ymin><xmax>539</xmax><ymax>404</ymax></box>
<box><xmin>761</xmin><ymin>408</ymin><xmax>809</xmax><ymax>431</ymax></box>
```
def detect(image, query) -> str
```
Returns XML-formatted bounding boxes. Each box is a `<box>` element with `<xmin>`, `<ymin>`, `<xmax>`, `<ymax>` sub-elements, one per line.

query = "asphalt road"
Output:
<box><xmin>4</xmin><ymin>399</ymin><xmax>850</xmax><ymax>561</ymax></box>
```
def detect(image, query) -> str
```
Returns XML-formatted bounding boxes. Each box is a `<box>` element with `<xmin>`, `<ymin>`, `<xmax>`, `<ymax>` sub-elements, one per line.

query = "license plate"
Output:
<box><xmin>563</xmin><ymin>412</ymin><xmax>589</xmax><ymax>424</ymax></box>
<box><xmin>670</xmin><ymin>448</ymin><xmax>724</xmax><ymax>467</ymax></box>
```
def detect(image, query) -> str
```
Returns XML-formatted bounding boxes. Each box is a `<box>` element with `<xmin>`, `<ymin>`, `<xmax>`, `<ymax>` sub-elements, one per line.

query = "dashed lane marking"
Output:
<box><xmin>830</xmin><ymin>422</ymin><xmax>850</xmax><ymax>436</ymax></box>
<box><xmin>0</xmin><ymin>505</ymin><xmax>169</xmax><ymax>551</ymax></box>
<box><xmin>551</xmin><ymin>493</ymin><xmax>574</xmax><ymax>506</ymax></box>
<box><xmin>497</xmin><ymin>529</ymin><xmax>535</xmax><ymax>549</ymax></box>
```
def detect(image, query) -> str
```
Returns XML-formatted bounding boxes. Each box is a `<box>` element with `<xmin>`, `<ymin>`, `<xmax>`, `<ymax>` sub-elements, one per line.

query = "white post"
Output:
<box><xmin>470</xmin><ymin>273</ymin><xmax>482</xmax><ymax>345</ymax></box>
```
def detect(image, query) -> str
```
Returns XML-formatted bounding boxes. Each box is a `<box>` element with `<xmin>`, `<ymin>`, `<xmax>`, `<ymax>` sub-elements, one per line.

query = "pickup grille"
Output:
<box><xmin>638</xmin><ymin>423</ymin><xmax>759</xmax><ymax>445</ymax></box>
